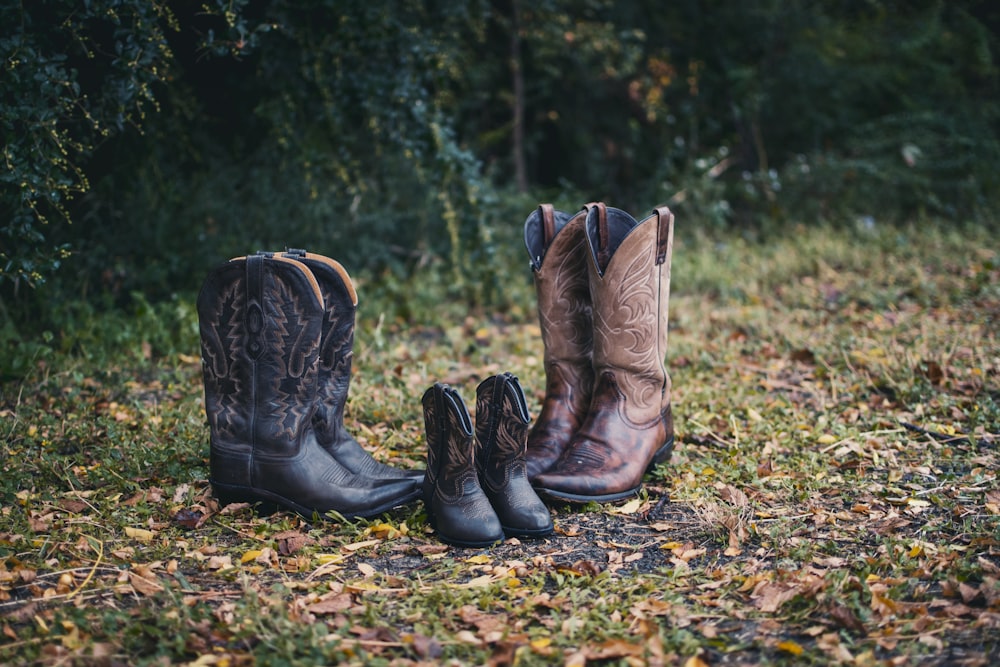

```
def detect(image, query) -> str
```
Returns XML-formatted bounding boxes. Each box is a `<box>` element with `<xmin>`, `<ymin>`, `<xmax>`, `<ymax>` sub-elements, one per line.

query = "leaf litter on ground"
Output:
<box><xmin>1</xmin><ymin>223</ymin><xmax>998</xmax><ymax>665</ymax></box>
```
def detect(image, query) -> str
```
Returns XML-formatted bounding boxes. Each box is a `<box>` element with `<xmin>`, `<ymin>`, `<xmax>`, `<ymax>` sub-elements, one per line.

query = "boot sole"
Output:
<box><xmin>533</xmin><ymin>437</ymin><xmax>674</xmax><ymax>505</ymax></box>
<box><xmin>211</xmin><ymin>481</ymin><xmax>422</xmax><ymax>520</ymax></box>
<box><xmin>502</xmin><ymin>523</ymin><xmax>554</xmax><ymax>539</ymax></box>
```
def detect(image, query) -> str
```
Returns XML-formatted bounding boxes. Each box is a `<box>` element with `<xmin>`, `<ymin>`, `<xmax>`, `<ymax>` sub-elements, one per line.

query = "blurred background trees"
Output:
<box><xmin>2</xmin><ymin>0</ymin><xmax>998</xmax><ymax>361</ymax></box>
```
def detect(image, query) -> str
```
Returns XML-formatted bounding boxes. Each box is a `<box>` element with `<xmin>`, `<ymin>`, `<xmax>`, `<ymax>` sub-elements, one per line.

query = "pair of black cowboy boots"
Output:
<box><xmin>197</xmin><ymin>250</ymin><xmax>423</xmax><ymax>519</ymax></box>
<box><xmin>421</xmin><ymin>374</ymin><xmax>554</xmax><ymax>547</ymax></box>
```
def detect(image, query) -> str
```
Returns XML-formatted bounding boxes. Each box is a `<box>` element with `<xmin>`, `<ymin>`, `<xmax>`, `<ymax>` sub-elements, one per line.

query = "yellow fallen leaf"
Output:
<box><xmin>777</xmin><ymin>640</ymin><xmax>804</xmax><ymax>655</ymax></box>
<box><xmin>613</xmin><ymin>498</ymin><xmax>643</xmax><ymax>514</ymax></box>
<box><xmin>747</xmin><ymin>408</ymin><xmax>764</xmax><ymax>422</ymax></box>
<box><xmin>345</xmin><ymin>581</ymin><xmax>380</xmax><ymax>593</ymax></box>
<box><xmin>125</xmin><ymin>527</ymin><xmax>155</xmax><ymax>543</ymax></box>
<box><xmin>367</xmin><ymin>522</ymin><xmax>398</xmax><ymax>539</ymax></box>
<box><xmin>816</xmin><ymin>434</ymin><xmax>837</xmax><ymax>445</ymax></box>
<box><xmin>465</xmin><ymin>554</ymin><xmax>491</xmax><ymax>565</ymax></box>
<box><xmin>241</xmin><ymin>549</ymin><xmax>263</xmax><ymax>564</ymax></box>
<box><xmin>530</xmin><ymin>637</ymin><xmax>551</xmax><ymax>651</ymax></box>
<box><xmin>316</xmin><ymin>554</ymin><xmax>344</xmax><ymax>565</ymax></box>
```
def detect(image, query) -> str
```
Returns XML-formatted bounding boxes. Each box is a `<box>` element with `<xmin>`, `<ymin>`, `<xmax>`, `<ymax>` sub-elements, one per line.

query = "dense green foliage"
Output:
<box><xmin>2</xmin><ymin>0</ymin><xmax>998</xmax><ymax>368</ymax></box>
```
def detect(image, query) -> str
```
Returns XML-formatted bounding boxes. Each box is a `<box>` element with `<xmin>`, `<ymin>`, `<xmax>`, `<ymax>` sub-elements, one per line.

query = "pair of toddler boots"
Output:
<box><xmin>421</xmin><ymin>373</ymin><xmax>554</xmax><ymax>547</ymax></box>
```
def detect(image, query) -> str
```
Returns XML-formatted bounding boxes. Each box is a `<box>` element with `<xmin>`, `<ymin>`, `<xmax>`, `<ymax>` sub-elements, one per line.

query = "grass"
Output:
<box><xmin>1</xmin><ymin>219</ymin><xmax>998</xmax><ymax>665</ymax></box>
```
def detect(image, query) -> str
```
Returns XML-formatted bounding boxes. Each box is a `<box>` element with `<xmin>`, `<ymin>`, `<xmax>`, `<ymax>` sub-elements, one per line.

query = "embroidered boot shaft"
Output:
<box><xmin>474</xmin><ymin>373</ymin><xmax>554</xmax><ymax>538</ymax></box>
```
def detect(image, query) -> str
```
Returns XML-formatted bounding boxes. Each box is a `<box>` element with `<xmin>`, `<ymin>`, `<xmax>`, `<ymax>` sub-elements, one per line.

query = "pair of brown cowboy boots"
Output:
<box><xmin>523</xmin><ymin>203</ymin><xmax>676</xmax><ymax>504</ymax></box>
<box><xmin>197</xmin><ymin>250</ymin><xmax>423</xmax><ymax>519</ymax></box>
<box><xmin>421</xmin><ymin>374</ymin><xmax>554</xmax><ymax>547</ymax></box>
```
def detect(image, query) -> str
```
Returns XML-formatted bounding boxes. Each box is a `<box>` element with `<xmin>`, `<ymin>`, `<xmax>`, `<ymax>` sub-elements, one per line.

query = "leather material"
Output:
<box><xmin>422</xmin><ymin>383</ymin><xmax>504</xmax><ymax>547</ymax></box>
<box><xmin>474</xmin><ymin>373</ymin><xmax>553</xmax><ymax>538</ymax></box>
<box><xmin>199</xmin><ymin>254</ymin><xmax>419</xmax><ymax>519</ymax></box>
<box><xmin>522</xmin><ymin>204</ymin><xmax>598</xmax><ymax>480</ymax></box>
<box><xmin>534</xmin><ymin>205</ymin><xmax>675</xmax><ymax>503</ymax></box>
<box><xmin>283</xmin><ymin>250</ymin><xmax>424</xmax><ymax>490</ymax></box>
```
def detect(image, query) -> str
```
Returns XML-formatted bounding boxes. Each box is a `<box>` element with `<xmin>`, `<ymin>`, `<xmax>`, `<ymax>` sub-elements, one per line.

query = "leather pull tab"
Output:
<box><xmin>539</xmin><ymin>204</ymin><xmax>556</xmax><ymax>246</ymax></box>
<box><xmin>595</xmin><ymin>202</ymin><xmax>610</xmax><ymax>270</ymax></box>
<box><xmin>245</xmin><ymin>255</ymin><xmax>265</xmax><ymax>359</ymax></box>
<box><xmin>653</xmin><ymin>206</ymin><xmax>674</xmax><ymax>266</ymax></box>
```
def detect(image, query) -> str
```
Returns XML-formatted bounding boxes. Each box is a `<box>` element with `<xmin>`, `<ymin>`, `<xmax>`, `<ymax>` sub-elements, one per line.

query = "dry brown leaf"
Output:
<box><xmin>307</xmin><ymin>592</ymin><xmax>353</xmax><ymax>615</ymax></box>
<box><xmin>752</xmin><ymin>581</ymin><xmax>800</xmax><ymax>613</ymax></box>
<box><xmin>129</xmin><ymin>569</ymin><xmax>163</xmax><ymax>596</ymax></box>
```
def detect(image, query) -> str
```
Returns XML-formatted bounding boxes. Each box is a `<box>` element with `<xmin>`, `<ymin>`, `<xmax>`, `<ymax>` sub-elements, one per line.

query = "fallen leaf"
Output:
<box><xmin>465</xmin><ymin>554</ymin><xmax>491</xmax><ymax>565</ymax></box>
<box><xmin>173</xmin><ymin>509</ymin><xmax>204</xmax><ymax>530</ymax></box>
<box><xmin>307</xmin><ymin>592</ymin><xmax>353</xmax><ymax>615</ymax></box>
<box><xmin>612</xmin><ymin>498</ymin><xmax>644</xmax><ymax>514</ymax></box>
<box><xmin>129</xmin><ymin>570</ymin><xmax>163</xmax><ymax>596</ymax></box>
<box><xmin>777</xmin><ymin>639</ymin><xmax>804</xmax><ymax>655</ymax></box>
<box><xmin>125</xmin><ymin>527</ymin><xmax>155</xmax><ymax>543</ymax></box>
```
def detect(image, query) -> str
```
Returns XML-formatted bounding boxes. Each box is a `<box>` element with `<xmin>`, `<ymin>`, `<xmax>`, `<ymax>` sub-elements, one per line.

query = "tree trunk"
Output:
<box><xmin>511</xmin><ymin>0</ymin><xmax>527</xmax><ymax>193</ymax></box>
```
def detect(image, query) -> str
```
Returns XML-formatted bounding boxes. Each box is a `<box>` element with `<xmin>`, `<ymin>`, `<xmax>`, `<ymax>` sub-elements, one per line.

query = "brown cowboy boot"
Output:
<box><xmin>421</xmin><ymin>383</ymin><xmax>504</xmax><ymax>547</ymax></box>
<box><xmin>522</xmin><ymin>203</ymin><xmax>598</xmax><ymax>481</ymax></box>
<box><xmin>198</xmin><ymin>254</ymin><xmax>419</xmax><ymax>519</ymax></box>
<box><xmin>281</xmin><ymin>249</ymin><xmax>424</xmax><ymax>493</ymax></box>
<box><xmin>474</xmin><ymin>373</ymin><xmax>553</xmax><ymax>538</ymax></box>
<box><xmin>533</xmin><ymin>204</ymin><xmax>675</xmax><ymax>503</ymax></box>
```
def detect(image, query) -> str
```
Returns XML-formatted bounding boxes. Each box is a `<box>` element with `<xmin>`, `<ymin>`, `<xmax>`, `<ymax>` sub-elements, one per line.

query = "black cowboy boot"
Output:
<box><xmin>198</xmin><ymin>253</ymin><xmax>418</xmax><ymax>519</ymax></box>
<box><xmin>280</xmin><ymin>249</ymin><xmax>424</xmax><ymax>492</ymax></box>
<box><xmin>475</xmin><ymin>373</ymin><xmax>554</xmax><ymax>538</ymax></box>
<box><xmin>421</xmin><ymin>383</ymin><xmax>504</xmax><ymax>547</ymax></box>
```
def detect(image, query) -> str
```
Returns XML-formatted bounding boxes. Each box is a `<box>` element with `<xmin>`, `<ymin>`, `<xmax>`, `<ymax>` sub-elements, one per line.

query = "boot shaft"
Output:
<box><xmin>585</xmin><ymin>204</ymin><xmax>674</xmax><ymax>423</ymax></box>
<box><xmin>475</xmin><ymin>372</ymin><xmax>531</xmax><ymax>481</ymax></box>
<box><xmin>198</xmin><ymin>254</ymin><xmax>324</xmax><ymax>452</ymax></box>
<box><xmin>524</xmin><ymin>204</ymin><xmax>596</xmax><ymax>371</ymax></box>
<box><xmin>281</xmin><ymin>249</ymin><xmax>358</xmax><ymax>442</ymax></box>
<box><xmin>422</xmin><ymin>383</ymin><xmax>478</xmax><ymax>500</ymax></box>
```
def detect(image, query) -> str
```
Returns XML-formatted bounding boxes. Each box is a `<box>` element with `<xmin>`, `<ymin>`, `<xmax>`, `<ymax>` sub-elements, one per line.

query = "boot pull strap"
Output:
<box><xmin>653</xmin><ymin>206</ymin><xmax>674</xmax><ymax>266</ymax></box>
<box><xmin>245</xmin><ymin>255</ymin><xmax>266</xmax><ymax>360</ymax></box>
<box><xmin>594</xmin><ymin>202</ymin><xmax>610</xmax><ymax>269</ymax></box>
<box><xmin>539</xmin><ymin>204</ymin><xmax>556</xmax><ymax>246</ymax></box>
